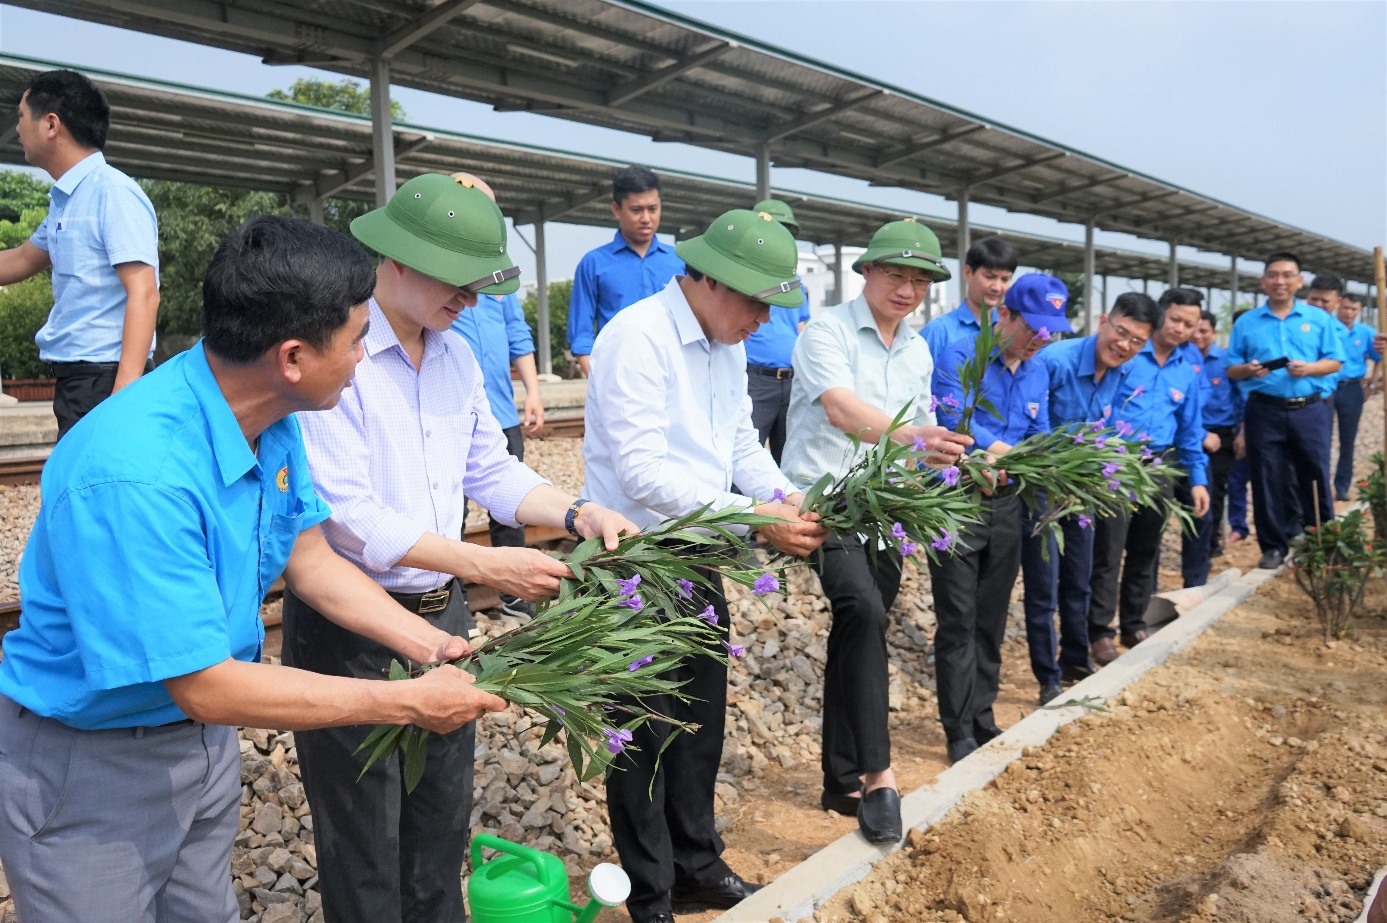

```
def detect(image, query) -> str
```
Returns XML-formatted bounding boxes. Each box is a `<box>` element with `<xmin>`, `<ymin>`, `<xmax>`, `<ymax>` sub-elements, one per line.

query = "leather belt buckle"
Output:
<box><xmin>775</xmin><ymin>367</ymin><xmax>793</xmax><ymax>380</ymax></box>
<box><xmin>418</xmin><ymin>587</ymin><xmax>450</xmax><ymax>614</ymax></box>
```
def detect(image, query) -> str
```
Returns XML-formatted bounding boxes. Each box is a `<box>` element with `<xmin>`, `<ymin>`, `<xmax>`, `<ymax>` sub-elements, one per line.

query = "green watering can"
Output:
<box><xmin>469</xmin><ymin>833</ymin><xmax>631</xmax><ymax>923</ymax></box>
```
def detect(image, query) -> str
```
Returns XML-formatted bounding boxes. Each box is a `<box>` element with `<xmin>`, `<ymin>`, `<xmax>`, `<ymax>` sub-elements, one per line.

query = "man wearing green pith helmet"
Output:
<box><xmin>583</xmin><ymin>209</ymin><xmax>827</xmax><ymax>923</ymax></box>
<box><xmin>286</xmin><ymin>172</ymin><xmax>635</xmax><ymax>923</ymax></box>
<box><xmin>782</xmin><ymin>218</ymin><xmax>973</xmax><ymax>846</ymax></box>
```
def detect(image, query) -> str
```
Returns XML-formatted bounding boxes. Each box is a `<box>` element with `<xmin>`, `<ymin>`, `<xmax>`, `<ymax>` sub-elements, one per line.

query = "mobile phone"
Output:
<box><xmin>1261</xmin><ymin>356</ymin><xmax>1291</xmax><ymax>372</ymax></box>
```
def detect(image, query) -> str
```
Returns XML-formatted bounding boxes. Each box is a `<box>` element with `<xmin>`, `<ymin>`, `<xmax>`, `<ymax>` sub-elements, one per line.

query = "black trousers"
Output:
<box><xmin>50</xmin><ymin>359</ymin><xmax>151</xmax><ymax>439</ymax></box>
<box><xmin>1089</xmin><ymin>474</ymin><xmax>1175</xmax><ymax>642</ymax></box>
<box><xmin>928</xmin><ymin>492</ymin><xmax>1020</xmax><ymax>743</ymax></box>
<box><xmin>281</xmin><ymin>583</ymin><xmax>476</xmax><ymax>923</ymax></box>
<box><xmin>487</xmin><ymin>425</ymin><xmax>527</xmax><ymax>550</ymax></box>
<box><xmin>746</xmin><ymin>369</ymin><xmax>794</xmax><ymax>464</ymax></box>
<box><xmin>1178</xmin><ymin>433</ymin><xmax>1235</xmax><ymax>588</ymax></box>
<box><xmin>809</xmin><ymin>533</ymin><xmax>904</xmax><ymax>796</ymax></box>
<box><xmin>607</xmin><ymin>573</ymin><xmax>732</xmax><ymax>918</ymax></box>
<box><xmin>1244</xmin><ymin>395</ymin><xmax>1334</xmax><ymax>557</ymax></box>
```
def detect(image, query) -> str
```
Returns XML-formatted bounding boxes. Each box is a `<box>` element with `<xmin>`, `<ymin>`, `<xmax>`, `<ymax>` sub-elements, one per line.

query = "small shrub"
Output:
<box><xmin>1356</xmin><ymin>452</ymin><xmax>1387</xmax><ymax>539</ymax></box>
<box><xmin>521</xmin><ymin>279</ymin><xmax>572</xmax><ymax>377</ymax></box>
<box><xmin>1291</xmin><ymin>510</ymin><xmax>1385</xmax><ymax>642</ymax></box>
<box><xmin>0</xmin><ymin>275</ymin><xmax>51</xmax><ymax>379</ymax></box>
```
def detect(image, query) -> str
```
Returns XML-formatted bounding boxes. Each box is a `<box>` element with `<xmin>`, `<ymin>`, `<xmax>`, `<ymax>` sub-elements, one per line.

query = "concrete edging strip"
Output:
<box><xmin>715</xmin><ymin>564</ymin><xmax>1280</xmax><ymax>922</ymax></box>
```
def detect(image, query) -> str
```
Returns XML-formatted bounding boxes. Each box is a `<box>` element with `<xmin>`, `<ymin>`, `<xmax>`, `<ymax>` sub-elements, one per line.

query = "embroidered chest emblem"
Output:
<box><xmin>276</xmin><ymin>467</ymin><xmax>289</xmax><ymax>493</ymax></box>
<box><xmin>1212</xmin><ymin>377</ymin><xmax>1222</xmax><ymax>386</ymax></box>
<box><xmin>1026</xmin><ymin>401</ymin><xmax>1039</xmax><ymax>419</ymax></box>
<box><xmin>1300</xmin><ymin>323</ymin><xmax>1311</xmax><ymax>332</ymax></box>
<box><xmin>1169</xmin><ymin>388</ymin><xmax>1184</xmax><ymax>403</ymax></box>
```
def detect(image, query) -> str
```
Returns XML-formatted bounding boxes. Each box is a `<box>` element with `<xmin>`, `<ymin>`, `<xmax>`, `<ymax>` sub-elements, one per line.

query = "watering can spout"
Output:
<box><xmin>575</xmin><ymin>863</ymin><xmax>631</xmax><ymax>923</ymax></box>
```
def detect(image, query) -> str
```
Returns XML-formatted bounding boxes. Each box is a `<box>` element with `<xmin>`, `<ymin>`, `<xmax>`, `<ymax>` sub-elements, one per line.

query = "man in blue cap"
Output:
<box><xmin>930</xmin><ymin>273</ymin><xmax>1069</xmax><ymax>761</ymax></box>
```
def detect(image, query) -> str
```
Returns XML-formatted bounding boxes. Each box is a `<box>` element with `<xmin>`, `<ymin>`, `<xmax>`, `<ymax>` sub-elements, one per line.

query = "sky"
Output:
<box><xmin>2</xmin><ymin>0</ymin><xmax>1383</xmax><ymax>301</ymax></box>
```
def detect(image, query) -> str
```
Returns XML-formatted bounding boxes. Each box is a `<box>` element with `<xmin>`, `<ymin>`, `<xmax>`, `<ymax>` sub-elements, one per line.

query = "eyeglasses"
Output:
<box><xmin>458</xmin><ymin>266</ymin><xmax>522</xmax><ymax>295</ymax></box>
<box><xmin>1108</xmin><ymin>322</ymin><xmax>1150</xmax><ymax>349</ymax></box>
<box><xmin>873</xmin><ymin>266</ymin><xmax>931</xmax><ymax>291</ymax></box>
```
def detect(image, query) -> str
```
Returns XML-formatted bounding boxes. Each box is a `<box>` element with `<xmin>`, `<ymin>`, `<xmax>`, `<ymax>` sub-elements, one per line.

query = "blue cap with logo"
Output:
<box><xmin>1003</xmin><ymin>273</ymin><xmax>1072</xmax><ymax>337</ymax></box>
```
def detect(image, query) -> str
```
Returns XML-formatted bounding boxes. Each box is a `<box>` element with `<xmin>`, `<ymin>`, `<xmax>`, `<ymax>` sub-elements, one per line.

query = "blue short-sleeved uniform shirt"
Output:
<box><xmin>451</xmin><ymin>292</ymin><xmax>534</xmax><ymax>429</ymax></box>
<box><xmin>1338</xmin><ymin>321</ymin><xmax>1381</xmax><ymax>381</ymax></box>
<box><xmin>28</xmin><ymin>151</ymin><xmax>160</xmax><ymax>363</ymax></box>
<box><xmin>1110</xmin><ymin>341</ymin><xmax>1208</xmax><ymax>486</ymax></box>
<box><xmin>1036</xmin><ymin>334</ymin><xmax>1135</xmax><ymax>427</ymax></box>
<box><xmin>1194</xmin><ymin>343</ymin><xmax>1242</xmax><ymax>430</ymax></box>
<box><xmin>1226</xmin><ymin>301</ymin><xmax>1347</xmax><ymax>400</ymax></box>
<box><xmin>566</xmin><ymin>231</ymin><xmax>684</xmax><ymax>356</ymax></box>
<box><xmin>920</xmin><ymin>303</ymin><xmax>984</xmax><ymax>365</ymax></box>
<box><xmin>745</xmin><ymin>293</ymin><xmax>811</xmax><ymax>369</ymax></box>
<box><xmin>932</xmin><ymin>339</ymin><xmax>1051</xmax><ymax>450</ymax></box>
<box><xmin>0</xmin><ymin>343</ymin><xmax>329</xmax><ymax>730</ymax></box>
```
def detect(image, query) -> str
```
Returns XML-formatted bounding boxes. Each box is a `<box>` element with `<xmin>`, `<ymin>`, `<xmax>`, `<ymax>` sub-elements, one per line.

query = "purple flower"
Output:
<box><xmin>616</xmin><ymin>573</ymin><xmax>642</xmax><ymax>596</ymax></box>
<box><xmin>628</xmin><ymin>655</ymin><xmax>655</xmax><ymax>672</ymax></box>
<box><xmin>1114</xmin><ymin>443</ymin><xmax>1128</xmax><ymax>454</ymax></box>
<box><xmin>698</xmin><ymin>605</ymin><xmax>718</xmax><ymax>625</ymax></box>
<box><xmin>1094</xmin><ymin>436</ymin><xmax>1108</xmax><ymax>448</ymax></box>
<box><xmin>1035</xmin><ymin>327</ymin><xmax>1052</xmax><ymax>342</ymax></box>
<box><xmin>1106</xmin><ymin>480</ymin><xmax>1121</xmax><ymax>491</ymax></box>
<box><xmin>931</xmin><ymin>531</ymin><xmax>955</xmax><ymax>552</ymax></box>
<box><xmin>891</xmin><ymin>522</ymin><xmax>907</xmax><ymax>540</ymax></box>
<box><xmin>1071</xmin><ymin>432</ymin><xmax>1086</xmax><ymax>444</ymax></box>
<box><xmin>1127</xmin><ymin>490</ymin><xmax>1138</xmax><ymax>501</ymax></box>
<box><xmin>1102</xmin><ymin>462</ymin><xmax>1120</xmax><ymax>477</ymax></box>
<box><xmin>752</xmin><ymin>573</ymin><xmax>780</xmax><ymax>595</ymax></box>
<box><xmin>1078</xmin><ymin>514</ymin><xmax>1093</xmax><ymax>530</ymax></box>
<box><xmin>941</xmin><ymin>466</ymin><xmax>961</xmax><ymax>487</ymax></box>
<box><xmin>1114</xmin><ymin>420</ymin><xmax>1135</xmax><ymax>437</ymax></box>
<box><xmin>912</xmin><ymin>435</ymin><xmax>927</xmax><ymax>452</ymax></box>
<box><xmin>603</xmin><ymin>727</ymin><xmax>633</xmax><ymax>754</ymax></box>
<box><xmin>1088</xmin><ymin>420</ymin><xmax>1105</xmax><ymax>432</ymax></box>
<box><xmin>1141</xmin><ymin>447</ymin><xmax>1154</xmax><ymax>461</ymax></box>
<box><xmin>928</xmin><ymin>395</ymin><xmax>940</xmax><ymax>413</ymax></box>
<box><xmin>553</xmin><ymin>705</ymin><xmax>566</xmax><ymax>716</ymax></box>
<box><xmin>940</xmin><ymin>395</ymin><xmax>960</xmax><ymax>409</ymax></box>
<box><xmin>676</xmin><ymin>578</ymin><xmax>694</xmax><ymax>600</ymax></box>
<box><xmin>770</xmin><ymin>488</ymin><xmax>786</xmax><ymax>503</ymax></box>
<box><xmin>1137</xmin><ymin>432</ymin><xmax>1151</xmax><ymax>442</ymax></box>
<box><xmin>722</xmin><ymin>640</ymin><xmax>745</xmax><ymax>658</ymax></box>
<box><xmin>618</xmin><ymin>594</ymin><xmax>644</xmax><ymax>612</ymax></box>
<box><xmin>900</xmin><ymin>539</ymin><xmax>918</xmax><ymax>557</ymax></box>
<box><xmin>1151</xmin><ymin>456</ymin><xmax>1163</xmax><ymax>467</ymax></box>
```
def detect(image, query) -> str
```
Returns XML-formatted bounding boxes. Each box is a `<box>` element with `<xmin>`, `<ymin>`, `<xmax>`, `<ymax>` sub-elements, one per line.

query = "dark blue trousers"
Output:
<box><xmin>1333</xmin><ymin>379</ymin><xmax>1366</xmax><ymax>497</ymax></box>
<box><xmin>1227</xmin><ymin>457</ymin><xmax>1250</xmax><ymax>535</ymax></box>
<box><xmin>1020</xmin><ymin>503</ymin><xmax>1094</xmax><ymax>687</ymax></box>
<box><xmin>1178</xmin><ymin>434</ymin><xmax>1236</xmax><ymax>587</ymax></box>
<box><xmin>1244</xmin><ymin>394</ymin><xmax>1335</xmax><ymax>557</ymax></box>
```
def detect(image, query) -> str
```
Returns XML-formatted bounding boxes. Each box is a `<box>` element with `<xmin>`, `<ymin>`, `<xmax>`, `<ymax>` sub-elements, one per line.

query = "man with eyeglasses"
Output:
<box><xmin>1027</xmin><ymin>292</ymin><xmax>1163</xmax><ymax>695</ymax></box>
<box><xmin>284</xmin><ymin>173</ymin><xmax>635</xmax><ymax>923</ymax></box>
<box><xmin>783</xmin><ymin>218</ymin><xmax>973</xmax><ymax>845</ymax></box>
<box><xmin>1227</xmin><ymin>250</ymin><xmax>1344</xmax><ymax>571</ymax></box>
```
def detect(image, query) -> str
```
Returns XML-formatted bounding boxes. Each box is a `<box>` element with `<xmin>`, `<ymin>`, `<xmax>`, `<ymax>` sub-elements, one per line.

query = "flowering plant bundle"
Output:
<box><xmin>357</xmin><ymin>505</ymin><xmax>785</xmax><ymax>792</ymax></box>
<box><xmin>793</xmin><ymin>405</ymin><xmax>983</xmax><ymax>566</ymax></box>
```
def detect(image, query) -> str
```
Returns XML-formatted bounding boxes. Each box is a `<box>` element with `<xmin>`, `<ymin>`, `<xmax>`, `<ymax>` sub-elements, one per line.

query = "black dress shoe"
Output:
<box><xmin>1061</xmin><ymin>661</ymin><xmax>1096</xmax><ymax>685</ymax></box>
<box><xmin>974</xmin><ymin>723</ymin><xmax>1003</xmax><ymax>746</ymax></box>
<box><xmin>1120</xmin><ymin>628</ymin><xmax>1150</xmax><ymax>648</ymax></box>
<box><xmin>821</xmin><ymin>789</ymin><xmax>861</xmax><ymax>817</ymax></box>
<box><xmin>1038</xmin><ymin>683</ymin><xmax>1064</xmax><ymax>705</ymax></box>
<box><xmin>671</xmin><ymin>873</ymin><xmax>762</xmax><ymax>911</ymax></box>
<box><xmin>629</xmin><ymin>911</ymin><xmax>675</xmax><ymax>923</ymax></box>
<box><xmin>857</xmin><ymin>787</ymin><xmax>902</xmax><ymax>844</ymax></box>
<box><xmin>1257</xmin><ymin>549</ymin><xmax>1286</xmax><ymax>570</ymax></box>
<box><xmin>946</xmin><ymin>737</ymin><xmax>978</xmax><ymax>764</ymax></box>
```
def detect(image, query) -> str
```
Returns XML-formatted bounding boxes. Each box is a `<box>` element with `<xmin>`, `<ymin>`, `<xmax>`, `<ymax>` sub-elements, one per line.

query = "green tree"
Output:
<box><xmin>268</xmin><ymin>78</ymin><xmax>406</xmax><ymax>121</ymax></box>
<box><xmin>0</xmin><ymin>171</ymin><xmax>50</xmax><ymax>222</ymax></box>
<box><xmin>522</xmin><ymin>280</ymin><xmax>572</xmax><ymax>377</ymax></box>
<box><xmin>0</xmin><ymin>203</ymin><xmax>51</xmax><ymax>378</ymax></box>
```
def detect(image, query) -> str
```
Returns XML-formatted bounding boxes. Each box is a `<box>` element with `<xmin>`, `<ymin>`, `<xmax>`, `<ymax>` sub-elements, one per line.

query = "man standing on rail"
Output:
<box><xmin>0</xmin><ymin>68</ymin><xmax>160</xmax><ymax>437</ymax></box>
<box><xmin>286</xmin><ymin>173</ymin><xmax>634</xmax><ymax>923</ymax></box>
<box><xmin>583</xmin><ymin>208</ymin><xmax>826</xmax><ymax>923</ymax></box>
<box><xmin>567</xmin><ymin>165</ymin><xmax>684</xmax><ymax>377</ymax></box>
<box><xmin>783</xmin><ymin>218</ymin><xmax>972</xmax><ymax>842</ymax></box>
<box><xmin>0</xmin><ymin>215</ymin><xmax>508</xmax><ymax>921</ymax></box>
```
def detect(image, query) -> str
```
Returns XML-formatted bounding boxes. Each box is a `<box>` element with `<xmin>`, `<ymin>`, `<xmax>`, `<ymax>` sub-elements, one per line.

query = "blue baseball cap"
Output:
<box><xmin>1003</xmin><ymin>273</ymin><xmax>1072</xmax><ymax>337</ymax></box>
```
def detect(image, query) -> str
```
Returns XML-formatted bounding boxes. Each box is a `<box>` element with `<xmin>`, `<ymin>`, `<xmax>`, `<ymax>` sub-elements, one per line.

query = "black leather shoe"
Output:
<box><xmin>1061</xmin><ymin>661</ymin><xmax>1096</xmax><ymax>685</ymax></box>
<box><xmin>629</xmin><ymin>911</ymin><xmax>674</xmax><ymax>923</ymax></box>
<box><xmin>1336</xmin><ymin>491</ymin><xmax>1351</xmax><ymax>502</ymax></box>
<box><xmin>1120</xmin><ymin>628</ymin><xmax>1150</xmax><ymax>648</ymax></box>
<box><xmin>671</xmin><ymin>873</ymin><xmax>762</xmax><ymax>911</ymax></box>
<box><xmin>1257</xmin><ymin>549</ymin><xmax>1286</xmax><ymax>570</ymax></box>
<box><xmin>857</xmin><ymin>787</ymin><xmax>902</xmax><ymax>844</ymax></box>
<box><xmin>1038</xmin><ymin>683</ymin><xmax>1064</xmax><ymax>705</ymax></box>
<box><xmin>946</xmin><ymin>737</ymin><xmax>978</xmax><ymax>764</ymax></box>
<box><xmin>974</xmin><ymin>723</ymin><xmax>1003</xmax><ymax>746</ymax></box>
<box><xmin>821</xmin><ymin>789</ymin><xmax>861</xmax><ymax>817</ymax></box>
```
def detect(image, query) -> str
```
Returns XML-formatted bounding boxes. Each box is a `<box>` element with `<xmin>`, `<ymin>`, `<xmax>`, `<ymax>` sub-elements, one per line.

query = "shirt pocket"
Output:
<box><xmin>262</xmin><ymin>510</ymin><xmax>308</xmax><ymax>596</ymax></box>
<box><xmin>47</xmin><ymin>217</ymin><xmax>99</xmax><ymax>280</ymax></box>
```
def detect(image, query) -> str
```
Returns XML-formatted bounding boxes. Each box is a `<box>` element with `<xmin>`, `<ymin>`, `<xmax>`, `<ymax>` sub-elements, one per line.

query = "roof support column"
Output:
<box><xmin>1229</xmin><ymin>255</ymin><xmax>1239</xmax><ymax>318</ymax></box>
<box><xmin>1101</xmin><ymin>273</ymin><xmax>1108</xmax><ymax>319</ymax></box>
<box><xmin>755</xmin><ymin>144</ymin><xmax>770</xmax><ymax>201</ymax></box>
<box><xmin>370</xmin><ymin>56</ymin><xmax>396</xmax><ymax>206</ymax></box>
<box><xmin>308</xmin><ymin>196</ymin><xmax>325</xmax><ymax>225</ymax></box>
<box><xmin>956</xmin><ymin>187</ymin><xmax>971</xmax><ymax>281</ymax></box>
<box><xmin>534</xmin><ymin>218</ymin><xmax>551</xmax><ymax>377</ymax></box>
<box><xmin>1168</xmin><ymin>239</ymin><xmax>1179</xmax><ymax>288</ymax></box>
<box><xmin>1083</xmin><ymin>217</ymin><xmax>1097</xmax><ymax>334</ymax></box>
<box><xmin>833</xmin><ymin>242</ymin><xmax>844</xmax><ymax>307</ymax></box>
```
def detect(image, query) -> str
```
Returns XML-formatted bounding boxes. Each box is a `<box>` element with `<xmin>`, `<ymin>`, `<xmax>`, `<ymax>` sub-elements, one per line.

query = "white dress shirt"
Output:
<box><xmin>297</xmin><ymin>298</ymin><xmax>548</xmax><ymax>592</ymax></box>
<box><xmin>582</xmin><ymin>277</ymin><xmax>796</xmax><ymax>530</ymax></box>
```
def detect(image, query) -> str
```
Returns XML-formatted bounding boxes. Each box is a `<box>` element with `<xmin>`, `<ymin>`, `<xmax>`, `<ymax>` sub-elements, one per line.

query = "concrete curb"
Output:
<box><xmin>715</xmin><ymin>564</ymin><xmax>1281</xmax><ymax>922</ymax></box>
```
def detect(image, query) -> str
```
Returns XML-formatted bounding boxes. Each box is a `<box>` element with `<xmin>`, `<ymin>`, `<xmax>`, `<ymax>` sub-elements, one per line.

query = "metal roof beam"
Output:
<box><xmin>873</xmin><ymin>125</ymin><xmax>988</xmax><ymax>169</ymax></box>
<box><xmin>963</xmin><ymin>151</ymin><xmax>1067</xmax><ymax>188</ymax></box>
<box><xmin>1090</xmin><ymin>188</ymin><xmax>1182</xmax><ymax>217</ymax></box>
<box><xmin>605</xmin><ymin>41</ymin><xmax>734</xmax><ymax>107</ymax></box>
<box><xmin>292</xmin><ymin>133</ymin><xmax>433</xmax><ymax>203</ymax></box>
<box><xmin>377</xmin><ymin>0</ymin><xmax>482</xmax><ymax>60</ymax></box>
<box><xmin>1028</xmin><ymin>171</ymin><xmax>1129</xmax><ymax>204</ymax></box>
<box><xmin>510</xmin><ymin>184</ymin><xmax>610</xmax><ymax>226</ymax></box>
<box><xmin>758</xmin><ymin>89</ymin><xmax>884</xmax><ymax>144</ymax></box>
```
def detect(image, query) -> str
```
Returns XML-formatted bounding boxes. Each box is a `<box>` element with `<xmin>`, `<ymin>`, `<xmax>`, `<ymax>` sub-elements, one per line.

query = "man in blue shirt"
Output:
<box><xmin>1320</xmin><ymin>282</ymin><xmax>1380</xmax><ymax>500</ymax></box>
<box><xmin>930</xmin><ymin>273</ymin><xmax>1068</xmax><ymax>759</ymax></box>
<box><xmin>1029</xmin><ymin>292</ymin><xmax>1162</xmax><ymax>696</ymax></box>
<box><xmin>1227</xmin><ymin>251</ymin><xmax>1345</xmax><ymax>570</ymax></box>
<box><xmin>0</xmin><ymin>216</ymin><xmax>505</xmax><ymax>922</ymax></box>
<box><xmin>920</xmin><ymin>235</ymin><xmax>1018</xmax><ymax>361</ymax></box>
<box><xmin>743</xmin><ymin>198</ymin><xmax>811</xmax><ymax>462</ymax></box>
<box><xmin>1180</xmin><ymin>309</ymin><xmax>1243</xmax><ymax>586</ymax></box>
<box><xmin>1088</xmin><ymin>289</ymin><xmax>1210</xmax><ymax>664</ymax></box>
<box><xmin>567</xmin><ymin>165</ymin><xmax>684</xmax><ymax>377</ymax></box>
<box><xmin>0</xmin><ymin>69</ymin><xmax>160</xmax><ymax>438</ymax></box>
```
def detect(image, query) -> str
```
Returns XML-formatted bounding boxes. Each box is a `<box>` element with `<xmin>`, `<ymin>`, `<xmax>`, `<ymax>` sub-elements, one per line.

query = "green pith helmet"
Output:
<box><xmin>675</xmin><ymin>209</ymin><xmax>803</xmax><ymax>307</ymax></box>
<box><xmin>752</xmin><ymin>198</ymin><xmax>801</xmax><ymax>238</ymax></box>
<box><xmin>350</xmin><ymin>173</ymin><xmax>521</xmax><ymax>295</ymax></box>
<box><xmin>852</xmin><ymin>217</ymin><xmax>951</xmax><ymax>282</ymax></box>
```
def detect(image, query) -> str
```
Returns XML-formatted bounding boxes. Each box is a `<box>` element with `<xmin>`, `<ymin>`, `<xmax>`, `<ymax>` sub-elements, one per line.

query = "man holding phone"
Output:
<box><xmin>1226</xmin><ymin>251</ymin><xmax>1345</xmax><ymax>570</ymax></box>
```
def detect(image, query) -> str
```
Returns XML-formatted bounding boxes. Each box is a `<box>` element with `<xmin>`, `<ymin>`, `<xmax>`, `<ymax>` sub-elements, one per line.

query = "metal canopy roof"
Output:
<box><xmin>0</xmin><ymin>54</ymin><xmax>1258</xmax><ymax>294</ymax></box>
<box><xmin>15</xmin><ymin>0</ymin><xmax>1374</xmax><ymax>283</ymax></box>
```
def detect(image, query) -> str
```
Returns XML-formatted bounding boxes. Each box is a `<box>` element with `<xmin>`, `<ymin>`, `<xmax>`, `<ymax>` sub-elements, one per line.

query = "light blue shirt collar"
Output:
<box><xmin>50</xmin><ymin>150</ymin><xmax>105</xmax><ymax>197</ymax></box>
